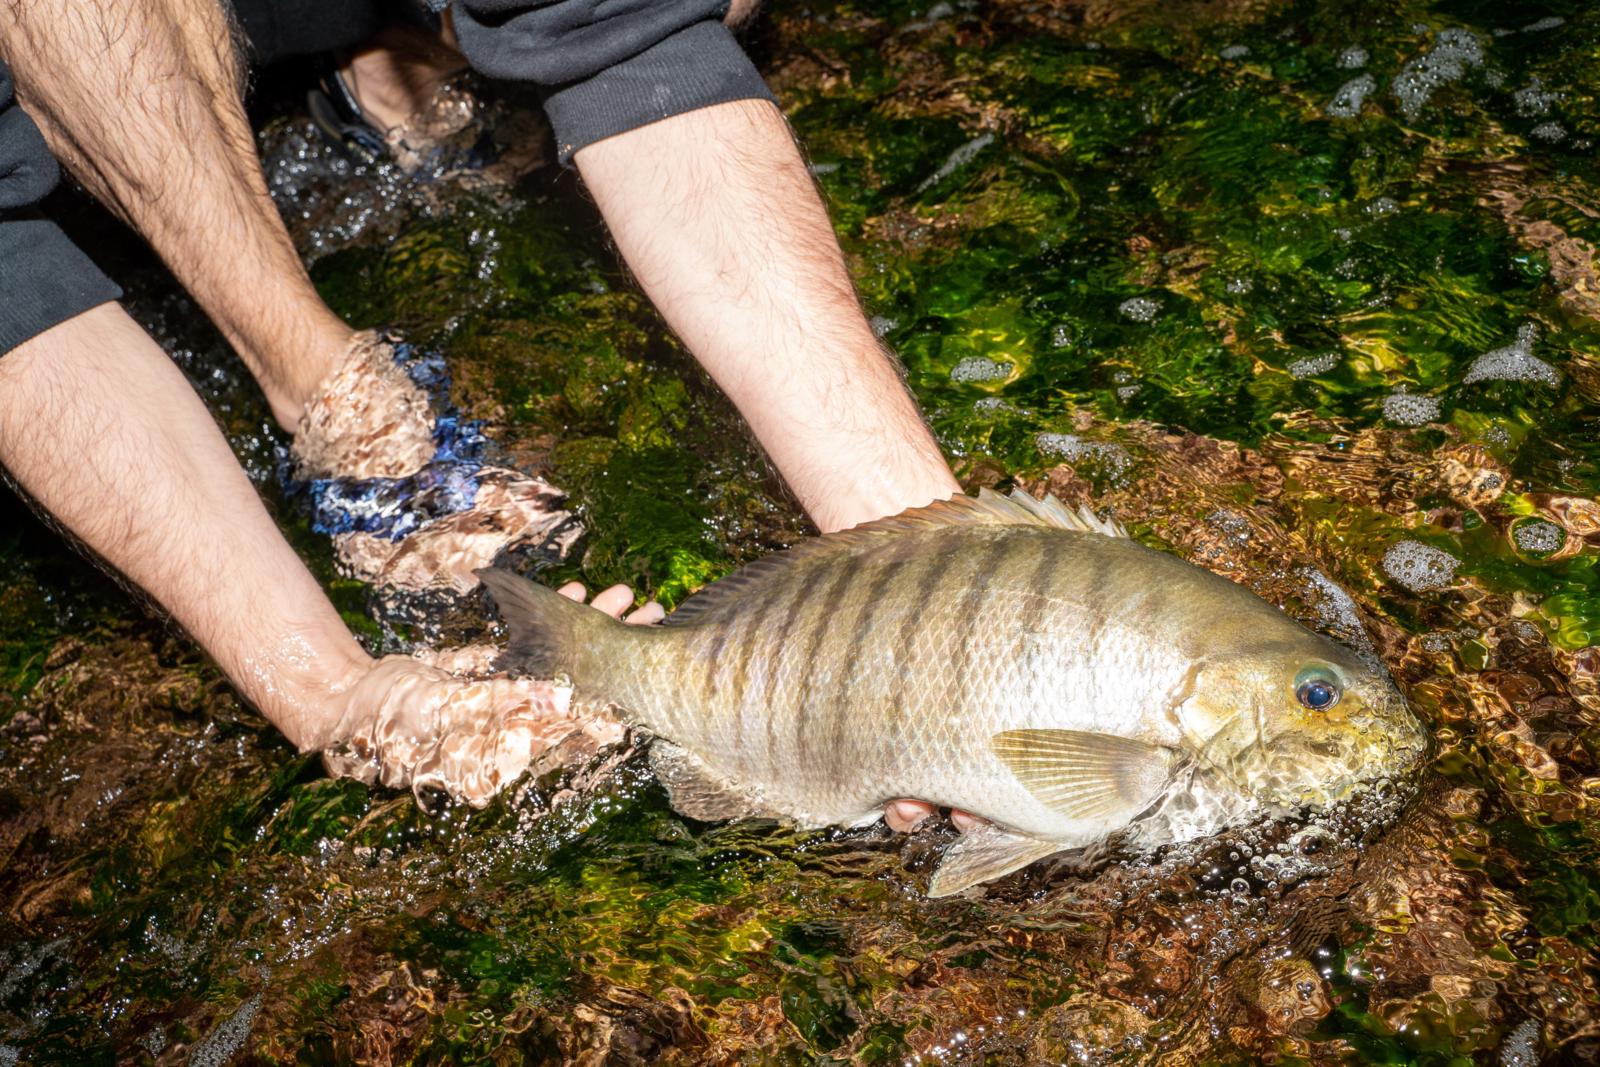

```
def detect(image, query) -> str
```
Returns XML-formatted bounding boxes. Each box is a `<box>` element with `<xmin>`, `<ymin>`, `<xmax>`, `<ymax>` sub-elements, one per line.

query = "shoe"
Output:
<box><xmin>306</xmin><ymin>62</ymin><xmax>389</xmax><ymax>166</ymax></box>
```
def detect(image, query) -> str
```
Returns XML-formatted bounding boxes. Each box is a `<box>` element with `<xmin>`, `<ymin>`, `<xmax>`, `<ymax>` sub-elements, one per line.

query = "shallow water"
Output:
<box><xmin>4</xmin><ymin>0</ymin><xmax>1600</xmax><ymax>1062</ymax></box>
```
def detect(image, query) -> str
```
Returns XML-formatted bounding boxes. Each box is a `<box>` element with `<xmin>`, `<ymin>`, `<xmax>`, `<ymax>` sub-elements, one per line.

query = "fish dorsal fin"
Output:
<box><xmin>991</xmin><ymin>729</ymin><xmax>1174</xmax><ymax>827</ymax></box>
<box><xmin>928</xmin><ymin>823</ymin><xmax>1066</xmax><ymax>897</ymax></box>
<box><xmin>664</xmin><ymin>490</ymin><xmax>1124</xmax><ymax>627</ymax></box>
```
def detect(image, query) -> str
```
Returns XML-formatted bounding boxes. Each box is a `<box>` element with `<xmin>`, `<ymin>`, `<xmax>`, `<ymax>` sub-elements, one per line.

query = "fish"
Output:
<box><xmin>479</xmin><ymin>489</ymin><xmax>1429</xmax><ymax>897</ymax></box>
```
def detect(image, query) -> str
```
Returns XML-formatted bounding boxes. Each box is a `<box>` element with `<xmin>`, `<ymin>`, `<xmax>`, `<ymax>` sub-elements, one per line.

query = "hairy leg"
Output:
<box><xmin>0</xmin><ymin>0</ymin><xmax>352</xmax><ymax>429</ymax></box>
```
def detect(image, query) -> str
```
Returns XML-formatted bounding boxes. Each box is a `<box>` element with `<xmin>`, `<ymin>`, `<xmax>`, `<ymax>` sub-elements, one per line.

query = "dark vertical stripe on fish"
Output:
<box><xmin>951</xmin><ymin>533</ymin><xmax>1016</xmax><ymax>717</ymax></box>
<box><xmin>748</xmin><ymin>567</ymin><xmax>813</xmax><ymax>762</ymax></box>
<box><xmin>699</xmin><ymin>625</ymin><xmax>730</xmax><ymax>705</ymax></box>
<box><xmin>881</xmin><ymin>536</ymin><xmax>959</xmax><ymax>750</ymax></box>
<box><xmin>821</xmin><ymin>551</ymin><xmax>914</xmax><ymax>775</ymax></box>
<box><xmin>1024</xmin><ymin>530</ymin><xmax>1067</xmax><ymax>631</ymax></box>
<box><xmin>790</xmin><ymin>552</ymin><xmax>865</xmax><ymax>758</ymax></box>
<box><xmin>724</xmin><ymin>575</ymin><xmax>788</xmax><ymax>751</ymax></box>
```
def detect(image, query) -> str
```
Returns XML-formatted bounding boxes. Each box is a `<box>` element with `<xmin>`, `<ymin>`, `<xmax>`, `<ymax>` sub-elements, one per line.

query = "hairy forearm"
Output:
<box><xmin>574</xmin><ymin>98</ymin><xmax>959</xmax><ymax>532</ymax></box>
<box><xmin>0</xmin><ymin>305</ymin><xmax>369</xmax><ymax>750</ymax></box>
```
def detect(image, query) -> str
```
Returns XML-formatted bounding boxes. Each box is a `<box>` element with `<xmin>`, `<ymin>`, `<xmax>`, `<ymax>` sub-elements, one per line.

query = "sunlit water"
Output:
<box><xmin>4</xmin><ymin>0</ymin><xmax>1600</xmax><ymax>1062</ymax></box>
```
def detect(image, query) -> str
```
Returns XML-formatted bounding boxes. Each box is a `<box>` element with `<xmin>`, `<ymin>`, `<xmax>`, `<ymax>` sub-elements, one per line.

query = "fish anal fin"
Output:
<box><xmin>928</xmin><ymin>823</ymin><xmax>1066</xmax><ymax>897</ymax></box>
<box><xmin>648</xmin><ymin>742</ymin><xmax>763</xmax><ymax>822</ymax></box>
<box><xmin>991</xmin><ymin>729</ymin><xmax>1174</xmax><ymax>828</ymax></box>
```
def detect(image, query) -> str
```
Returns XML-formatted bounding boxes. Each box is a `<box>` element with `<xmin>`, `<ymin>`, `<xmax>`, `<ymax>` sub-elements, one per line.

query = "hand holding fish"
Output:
<box><xmin>320</xmin><ymin>583</ymin><xmax>659</xmax><ymax>805</ymax></box>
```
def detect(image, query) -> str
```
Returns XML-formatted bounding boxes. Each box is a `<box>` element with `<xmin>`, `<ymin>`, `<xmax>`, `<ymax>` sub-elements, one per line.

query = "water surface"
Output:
<box><xmin>3</xmin><ymin>0</ymin><xmax>1600</xmax><ymax>1062</ymax></box>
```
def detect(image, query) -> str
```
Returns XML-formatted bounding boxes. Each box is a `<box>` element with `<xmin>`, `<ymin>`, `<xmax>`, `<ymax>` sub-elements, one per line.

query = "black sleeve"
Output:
<box><xmin>450</xmin><ymin>0</ymin><xmax>776</xmax><ymax>163</ymax></box>
<box><xmin>0</xmin><ymin>60</ymin><xmax>121</xmax><ymax>357</ymax></box>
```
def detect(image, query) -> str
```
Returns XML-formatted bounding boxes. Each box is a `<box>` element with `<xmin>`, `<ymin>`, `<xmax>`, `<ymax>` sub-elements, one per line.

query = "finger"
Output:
<box><xmin>625</xmin><ymin>601</ymin><xmax>666</xmax><ymax>625</ymax></box>
<box><xmin>557</xmin><ymin>581</ymin><xmax>587</xmax><ymax>603</ymax></box>
<box><xmin>951</xmin><ymin>809</ymin><xmax>987</xmax><ymax>833</ymax></box>
<box><xmin>884</xmin><ymin>798</ymin><xmax>935</xmax><ymax>832</ymax></box>
<box><xmin>590</xmin><ymin>584</ymin><xmax>636</xmax><ymax>617</ymax></box>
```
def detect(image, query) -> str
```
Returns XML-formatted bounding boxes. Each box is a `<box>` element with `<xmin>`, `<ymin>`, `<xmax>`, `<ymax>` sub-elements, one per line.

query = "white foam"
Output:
<box><xmin>1531</xmin><ymin>121</ymin><xmax>1567</xmax><ymax>142</ymax></box>
<box><xmin>1366</xmin><ymin>196</ymin><xmax>1400</xmax><ymax>216</ymax></box>
<box><xmin>1392</xmin><ymin>28</ymin><xmax>1484</xmax><ymax>119</ymax></box>
<box><xmin>1338</xmin><ymin>46</ymin><xmax>1369</xmax><ymax>69</ymax></box>
<box><xmin>1035</xmin><ymin>433</ymin><xmax>1133</xmax><ymax>476</ymax></box>
<box><xmin>1523</xmin><ymin>16</ymin><xmax>1565</xmax><ymax>32</ymax></box>
<box><xmin>869</xmin><ymin>315</ymin><xmax>899</xmax><ymax>338</ymax></box>
<box><xmin>1464</xmin><ymin>323</ymin><xmax>1560</xmax><ymax>386</ymax></box>
<box><xmin>1119</xmin><ymin>296</ymin><xmax>1162</xmax><ymax>322</ymax></box>
<box><xmin>1288</xmin><ymin>352</ymin><xmax>1340</xmax><ymax>379</ymax></box>
<box><xmin>1514</xmin><ymin>519</ymin><xmax>1564</xmax><ymax>554</ymax></box>
<box><xmin>1326</xmin><ymin>74</ymin><xmax>1377</xmax><ymax>118</ymax></box>
<box><xmin>1499</xmin><ymin>1017</ymin><xmax>1541</xmax><ymax>1067</ymax></box>
<box><xmin>189</xmin><ymin>993</ymin><xmax>263</xmax><ymax>1067</ymax></box>
<box><xmin>1219</xmin><ymin>44</ymin><xmax>1250</xmax><ymax>60</ymax></box>
<box><xmin>1382</xmin><ymin>391</ymin><xmax>1440</xmax><ymax>425</ymax></box>
<box><xmin>1513</xmin><ymin>77</ymin><xmax>1563</xmax><ymax>117</ymax></box>
<box><xmin>1382</xmin><ymin>540</ymin><xmax>1460</xmax><ymax>592</ymax></box>
<box><xmin>972</xmin><ymin>396</ymin><xmax>1018</xmax><ymax>414</ymax></box>
<box><xmin>1225</xmin><ymin>276</ymin><xmax>1254</xmax><ymax>295</ymax></box>
<box><xmin>949</xmin><ymin>356</ymin><xmax>1013</xmax><ymax>383</ymax></box>
<box><xmin>915</xmin><ymin>133</ymin><xmax>995</xmax><ymax>193</ymax></box>
<box><xmin>1301</xmin><ymin>568</ymin><xmax>1382</xmax><ymax>670</ymax></box>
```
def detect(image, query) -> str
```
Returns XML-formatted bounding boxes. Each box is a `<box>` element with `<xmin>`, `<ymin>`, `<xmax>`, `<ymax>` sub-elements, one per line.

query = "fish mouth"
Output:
<box><xmin>1183</xmin><ymin>713</ymin><xmax>1427</xmax><ymax>811</ymax></box>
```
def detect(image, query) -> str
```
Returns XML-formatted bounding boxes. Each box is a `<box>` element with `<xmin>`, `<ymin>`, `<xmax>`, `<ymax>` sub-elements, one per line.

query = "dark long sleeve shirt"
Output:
<box><xmin>0</xmin><ymin>0</ymin><xmax>774</xmax><ymax>355</ymax></box>
<box><xmin>0</xmin><ymin>61</ymin><xmax>122</xmax><ymax>355</ymax></box>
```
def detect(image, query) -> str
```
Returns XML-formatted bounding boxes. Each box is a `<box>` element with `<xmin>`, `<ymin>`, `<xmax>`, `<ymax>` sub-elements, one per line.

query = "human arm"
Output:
<box><xmin>0</xmin><ymin>302</ymin><xmax>642</xmax><ymax>801</ymax></box>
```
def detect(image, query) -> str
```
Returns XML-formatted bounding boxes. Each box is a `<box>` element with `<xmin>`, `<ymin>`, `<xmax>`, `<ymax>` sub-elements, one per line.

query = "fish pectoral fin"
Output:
<box><xmin>928</xmin><ymin>824</ymin><xmax>1065</xmax><ymax>897</ymax></box>
<box><xmin>648</xmin><ymin>741</ymin><xmax>762</xmax><ymax>822</ymax></box>
<box><xmin>990</xmin><ymin>729</ymin><xmax>1175</xmax><ymax>827</ymax></box>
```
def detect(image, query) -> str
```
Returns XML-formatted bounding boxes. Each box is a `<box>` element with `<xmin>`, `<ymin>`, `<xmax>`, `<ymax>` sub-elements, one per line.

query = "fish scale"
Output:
<box><xmin>482</xmin><ymin>489</ymin><xmax>1428</xmax><ymax>896</ymax></box>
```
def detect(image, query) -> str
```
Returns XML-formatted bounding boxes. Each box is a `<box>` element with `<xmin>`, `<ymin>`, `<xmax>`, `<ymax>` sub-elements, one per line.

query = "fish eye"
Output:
<box><xmin>1294</xmin><ymin>668</ymin><xmax>1341</xmax><ymax>712</ymax></box>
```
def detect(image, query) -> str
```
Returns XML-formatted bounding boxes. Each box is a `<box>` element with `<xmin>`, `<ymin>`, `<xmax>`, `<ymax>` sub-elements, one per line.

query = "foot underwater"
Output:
<box><xmin>481</xmin><ymin>489</ymin><xmax>1429</xmax><ymax>896</ymax></box>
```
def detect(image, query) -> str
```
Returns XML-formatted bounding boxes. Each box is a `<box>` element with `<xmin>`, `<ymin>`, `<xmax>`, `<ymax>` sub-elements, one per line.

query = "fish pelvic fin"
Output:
<box><xmin>477</xmin><ymin>568</ymin><xmax>623</xmax><ymax>688</ymax></box>
<box><xmin>649</xmin><ymin>741</ymin><xmax>766</xmax><ymax>822</ymax></box>
<box><xmin>928</xmin><ymin>823</ymin><xmax>1066</xmax><ymax>897</ymax></box>
<box><xmin>991</xmin><ymin>729</ymin><xmax>1174</xmax><ymax>827</ymax></box>
<box><xmin>663</xmin><ymin>488</ymin><xmax>1122</xmax><ymax>628</ymax></box>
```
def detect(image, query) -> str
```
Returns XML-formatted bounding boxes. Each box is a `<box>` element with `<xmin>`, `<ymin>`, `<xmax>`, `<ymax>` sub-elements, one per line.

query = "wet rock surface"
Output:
<box><xmin>5</xmin><ymin>0</ymin><xmax>1600</xmax><ymax>1062</ymax></box>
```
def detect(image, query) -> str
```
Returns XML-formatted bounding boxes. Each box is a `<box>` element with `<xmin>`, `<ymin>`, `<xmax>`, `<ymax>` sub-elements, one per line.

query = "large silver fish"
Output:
<box><xmin>481</xmin><ymin>490</ymin><xmax>1428</xmax><ymax>896</ymax></box>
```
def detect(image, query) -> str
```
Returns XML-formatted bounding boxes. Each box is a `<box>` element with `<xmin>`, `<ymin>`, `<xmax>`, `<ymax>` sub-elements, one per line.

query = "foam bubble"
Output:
<box><xmin>1119</xmin><ymin>296</ymin><xmax>1162</xmax><ymax>322</ymax></box>
<box><xmin>1382</xmin><ymin>391</ymin><xmax>1440</xmax><ymax>426</ymax></box>
<box><xmin>1499</xmin><ymin>1017</ymin><xmax>1541</xmax><ymax>1067</ymax></box>
<box><xmin>1366</xmin><ymin>196</ymin><xmax>1400</xmax><ymax>216</ymax></box>
<box><xmin>1035</xmin><ymin>433</ymin><xmax>1133</xmax><ymax>476</ymax></box>
<box><xmin>949</xmin><ymin>356</ymin><xmax>1013</xmax><ymax>383</ymax></box>
<box><xmin>1514</xmin><ymin>519</ymin><xmax>1565</xmax><ymax>554</ymax></box>
<box><xmin>1382</xmin><ymin>540</ymin><xmax>1460</xmax><ymax>592</ymax></box>
<box><xmin>1391</xmin><ymin>28</ymin><xmax>1484</xmax><ymax>119</ymax></box>
<box><xmin>1288</xmin><ymin>352</ymin><xmax>1340</xmax><ymax>379</ymax></box>
<box><xmin>1225</xmin><ymin>276</ymin><xmax>1254</xmax><ymax>295</ymax></box>
<box><xmin>1464</xmin><ymin>324</ymin><xmax>1560</xmax><ymax>386</ymax></box>
<box><xmin>1326</xmin><ymin>74</ymin><xmax>1377</xmax><ymax>118</ymax></box>
<box><xmin>189</xmin><ymin>992</ymin><xmax>263</xmax><ymax>1067</ymax></box>
<box><xmin>1523</xmin><ymin>16</ymin><xmax>1565</xmax><ymax>32</ymax></box>
<box><xmin>1338</xmin><ymin>46</ymin><xmax>1369</xmax><ymax>69</ymax></box>
<box><xmin>1531</xmin><ymin>121</ymin><xmax>1567</xmax><ymax>142</ymax></box>
<box><xmin>869</xmin><ymin>315</ymin><xmax>899</xmax><ymax>338</ymax></box>
<box><xmin>1513</xmin><ymin>77</ymin><xmax>1563</xmax><ymax>117</ymax></box>
<box><xmin>916</xmin><ymin>133</ymin><xmax>995</xmax><ymax>193</ymax></box>
<box><xmin>972</xmin><ymin>396</ymin><xmax>1018</xmax><ymax>414</ymax></box>
<box><xmin>1301</xmin><ymin>568</ymin><xmax>1382</xmax><ymax>670</ymax></box>
<box><xmin>1219</xmin><ymin>44</ymin><xmax>1250</xmax><ymax>60</ymax></box>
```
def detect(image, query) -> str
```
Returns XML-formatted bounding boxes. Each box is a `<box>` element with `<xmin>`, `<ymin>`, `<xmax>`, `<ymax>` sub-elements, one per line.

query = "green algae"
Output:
<box><xmin>5</xmin><ymin>0</ymin><xmax>1600</xmax><ymax>1062</ymax></box>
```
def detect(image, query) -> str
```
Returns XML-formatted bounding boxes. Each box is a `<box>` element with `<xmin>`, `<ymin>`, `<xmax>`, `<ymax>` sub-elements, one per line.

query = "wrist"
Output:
<box><xmin>232</xmin><ymin>635</ymin><xmax>374</xmax><ymax>754</ymax></box>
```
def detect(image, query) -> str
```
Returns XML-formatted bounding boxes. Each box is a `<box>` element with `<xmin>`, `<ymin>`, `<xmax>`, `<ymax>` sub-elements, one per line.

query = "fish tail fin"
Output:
<box><xmin>476</xmin><ymin>568</ymin><xmax>623</xmax><ymax>690</ymax></box>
